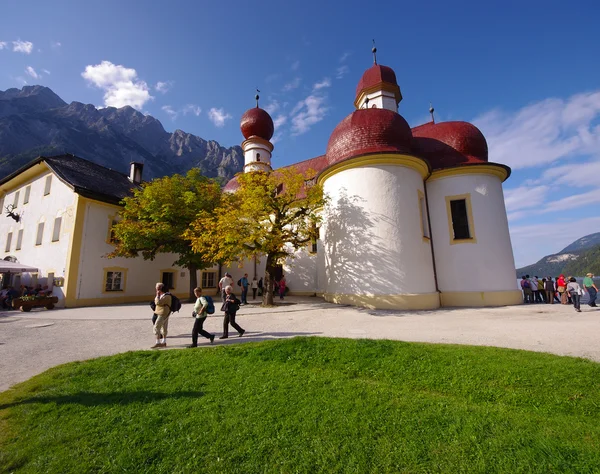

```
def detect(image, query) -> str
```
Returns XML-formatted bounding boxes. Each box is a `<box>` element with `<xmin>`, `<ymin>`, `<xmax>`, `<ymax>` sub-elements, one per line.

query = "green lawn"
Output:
<box><xmin>1</xmin><ymin>338</ymin><xmax>599</xmax><ymax>473</ymax></box>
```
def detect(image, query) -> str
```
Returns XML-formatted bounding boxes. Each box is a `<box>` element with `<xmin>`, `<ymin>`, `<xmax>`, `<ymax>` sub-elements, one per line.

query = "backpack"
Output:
<box><xmin>205</xmin><ymin>295</ymin><xmax>215</xmax><ymax>314</ymax></box>
<box><xmin>237</xmin><ymin>278</ymin><xmax>242</xmax><ymax>286</ymax></box>
<box><xmin>167</xmin><ymin>293</ymin><xmax>182</xmax><ymax>313</ymax></box>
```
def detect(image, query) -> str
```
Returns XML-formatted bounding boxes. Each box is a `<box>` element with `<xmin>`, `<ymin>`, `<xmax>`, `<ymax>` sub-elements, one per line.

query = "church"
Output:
<box><xmin>223</xmin><ymin>53</ymin><xmax>522</xmax><ymax>309</ymax></box>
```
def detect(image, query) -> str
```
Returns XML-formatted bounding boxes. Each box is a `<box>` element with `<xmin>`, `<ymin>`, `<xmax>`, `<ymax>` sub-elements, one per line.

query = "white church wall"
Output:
<box><xmin>282</xmin><ymin>245</ymin><xmax>317</xmax><ymax>295</ymax></box>
<box><xmin>426</xmin><ymin>173</ymin><xmax>522</xmax><ymax>306</ymax></box>
<box><xmin>321</xmin><ymin>164</ymin><xmax>438</xmax><ymax>309</ymax></box>
<box><xmin>0</xmin><ymin>170</ymin><xmax>77</xmax><ymax>307</ymax></box>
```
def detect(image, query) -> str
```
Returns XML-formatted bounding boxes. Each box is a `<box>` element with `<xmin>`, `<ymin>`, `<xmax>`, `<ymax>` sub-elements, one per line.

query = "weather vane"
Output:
<box><xmin>429</xmin><ymin>102</ymin><xmax>435</xmax><ymax>123</ymax></box>
<box><xmin>255</xmin><ymin>88</ymin><xmax>260</xmax><ymax>107</ymax></box>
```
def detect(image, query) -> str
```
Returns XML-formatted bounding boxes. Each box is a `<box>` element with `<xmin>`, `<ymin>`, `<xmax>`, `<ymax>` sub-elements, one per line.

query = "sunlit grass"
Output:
<box><xmin>1</xmin><ymin>337</ymin><xmax>599</xmax><ymax>473</ymax></box>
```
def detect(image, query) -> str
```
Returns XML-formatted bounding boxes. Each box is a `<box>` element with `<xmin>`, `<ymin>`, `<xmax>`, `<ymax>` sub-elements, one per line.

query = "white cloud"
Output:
<box><xmin>182</xmin><ymin>104</ymin><xmax>201</xmax><ymax>116</ymax></box>
<box><xmin>273</xmin><ymin>114</ymin><xmax>287</xmax><ymax>129</ymax></box>
<box><xmin>81</xmin><ymin>61</ymin><xmax>153</xmax><ymax>109</ymax></box>
<box><xmin>0</xmin><ymin>41</ymin><xmax>7</xmax><ymax>50</ymax></box>
<box><xmin>474</xmin><ymin>90</ymin><xmax>600</xmax><ymax>170</ymax></box>
<box><xmin>291</xmin><ymin>95</ymin><xmax>328</xmax><ymax>136</ymax></box>
<box><xmin>42</xmin><ymin>69</ymin><xmax>51</xmax><ymax>75</ymax></box>
<box><xmin>155</xmin><ymin>81</ymin><xmax>173</xmax><ymax>94</ymax></box>
<box><xmin>283</xmin><ymin>77</ymin><xmax>301</xmax><ymax>92</ymax></box>
<box><xmin>264</xmin><ymin>100</ymin><xmax>280</xmax><ymax>115</ymax></box>
<box><xmin>13</xmin><ymin>40</ymin><xmax>33</xmax><ymax>54</ymax></box>
<box><xmin>291</xmin><ymin>60</ymin><xmax>300</xmax><ymax>71</ymax></box>
<box><xmin>51</xmin><ymin>41</ymin><xmax>61</xmax><ymax>49</ymax></box>
<box><xmin>24</xmin><ymin>66</ymin><xmax>39</xmax><ymax>79</ymax></box>
<box><xmin>162</xmin><ymin>105</ymin><xmax>178</xmax><ymax>120</ymax></box>
<box><xmin>208</xmin><ymin>107</ymin><xmax>232</xmax><ymax>127</ymax></box>
<box><xmin>313</xmin><ymin>78</ymin><xmax>331</xmax><ymax>91</ymax></box>
<box><xmin>336</xmin><ymin>65</ymin><xmax>349</xmax><ymax>79</ymax></box>
<box><xmin>504</xmin><ymin>185</ymin><xmax>550</xmax><ymax>214</ymax></box>
<box><xmin>339</xmin><ymin>52</ymin><xmax>351</xmax><ymax>62</ymax></box>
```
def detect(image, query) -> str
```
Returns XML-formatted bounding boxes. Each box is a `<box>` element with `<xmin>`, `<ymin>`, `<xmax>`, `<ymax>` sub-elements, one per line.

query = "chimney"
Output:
<box><xmin>129</xmin><ymin>162</ymin><xmax>144</xmax><ymax>185</ymax></box>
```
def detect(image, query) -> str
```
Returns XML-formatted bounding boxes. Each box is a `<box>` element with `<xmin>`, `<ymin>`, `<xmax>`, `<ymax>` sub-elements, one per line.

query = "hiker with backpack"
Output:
<box><xmin>151</xmin><ymin>282</ymin><xmax>172</xmax><ymax>349</ymax></box>
<box><xmin>187</xmin><ymin>287</ymin><xmax>215</xmax><ymax>347</ymax></box>
<box><xmin>220</xmin><ymin>285</ymin><xmax>245</xmax><ymax>339</ymax></box>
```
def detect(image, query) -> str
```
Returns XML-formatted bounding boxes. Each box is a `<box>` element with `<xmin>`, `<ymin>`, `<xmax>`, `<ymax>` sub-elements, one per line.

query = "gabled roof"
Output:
<box><xmin>0</xmin><ymin>154</ymin><xmax>139</xmax><ymax>205</ymax></box>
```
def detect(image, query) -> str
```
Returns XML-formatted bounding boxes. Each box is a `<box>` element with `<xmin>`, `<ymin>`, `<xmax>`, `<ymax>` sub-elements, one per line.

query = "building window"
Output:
<box><xmin>161</xmin><ymin>271</ymin><xmax>175</xmax><ymax>291</ymax></box>
<box><xmin>13</xmin><ymin>191</ymin><xmax>19</xmax><ymax>208</ymax></box>
<box><xmin>446</xmin><ymin>194</ymin><xmax>476</xmax><ymax>244</ymax></box>
<box><xmin>15</xmin><ymin>229</ymin><xmax>23</xmax><ymax>250</ymax></box>
<box><xmin>201</xmin><ymin>271</ymin><xmax>216</xmax><ymax>288</ymax></box>
<box><xmin>108</xmin><ymin>219</ymin><xmax>119</xmax><ymax>244</ymax></box>
<box><xmin>310</xmin><ymin>241</ymin><xmax>318</xmax><ymax>254</ymax></box>
<box><xmin>418</xmin><ymin>191</ymin><xmax>430</xmax><ymax>239</ymax></box>
<box><xmin>256</xmin><ymin>153</ymin><xmax>261</xmax><ymax>162</ymax></box>
<box><xmin>44</xmin><ymin>175</ymin><xmax>52</xmax><ymax>195</ymax></box>
<box><xmin>52</xmin><ymin>217</ymin><xmax>62</xmax><ymax>242</ymax></box>
<box><xmin>36</xmin><ymin>222</ymin><xmax>45</xmax><ymax>245</ymax></box>
<box><xmin>105</xmin><ymin>271</ymin><xmax>123</xmax><ymax>291</ymax></box>
<box><xmin>5</xmin><ymin>232</ymin><xmax>12</xmax><ymax>252</ymax></box>
<box><xmin>24</xmin><ymin>185</ymin><xmax>31</xmax><ymax>204</ymax></box>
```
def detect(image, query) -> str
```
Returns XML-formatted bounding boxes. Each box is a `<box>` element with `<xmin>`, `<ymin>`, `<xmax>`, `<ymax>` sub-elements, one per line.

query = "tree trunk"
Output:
<box><xmin>263</xmin><ymin>253</ymin><xmax>276</xmax><ymax>306</ymax></box>
<box><xmin>188</xmin><ymin>263</ymin><xmax>198</xmax><ymax>300</ymax></box>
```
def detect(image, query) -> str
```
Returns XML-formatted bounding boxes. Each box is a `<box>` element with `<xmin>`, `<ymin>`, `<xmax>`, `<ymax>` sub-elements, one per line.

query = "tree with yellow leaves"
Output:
<box><xmin>186</xmin><ymin>167</ymin><xmax>326</xmax><ymax>305</ymax></box>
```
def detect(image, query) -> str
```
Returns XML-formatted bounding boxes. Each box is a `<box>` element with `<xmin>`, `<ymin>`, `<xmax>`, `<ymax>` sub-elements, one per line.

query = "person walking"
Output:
<box><xmin>279</xmin><ymin>276</ymin><xmax>286</xmax><ymax>300</ymax></box>
<box><xmin>582</xmin><ymin>272</ymin><xmax>598</xmax><ymax>308</ymax></box>
<box><xmin>567</xmin><ymin>277</ymin><xmax>583</xmax><ymax>312</ymax></box>
<box><xmin>251</xmin><ymin>276</ymin><xmax>259</xmax><ymax>300</ymax></box>
<box><xmin>219</xmin><ymin>285</ymin><xmax>245</xmax><ymax>339</ymax></box>
<box><xmin>240</xmin><ymin>273</ymin><xmax>249</xmax><ymax>305</ymax></box>
<box><xmin>187</xmin><ymin>287</ymin><xmax>215</xmax><ymax>347</ymax></box>
<box><xmin>544</xmin><ymin>277</ymin><xmax>554</xmax><ymax>304</ymax></box>
<box><xmin>151</xmin><ymin>282</ymin><xmax>172</xmax><ymax>348</ymax></box>
<box><xmin>218</xmin><ymin>272</ymin><xmax>233</xmax><ymax>302</ymax></box>
<box><xmin>258</xmin><ymin>277</ymin><xmax>263</xmax><ymax>296</ymax></box>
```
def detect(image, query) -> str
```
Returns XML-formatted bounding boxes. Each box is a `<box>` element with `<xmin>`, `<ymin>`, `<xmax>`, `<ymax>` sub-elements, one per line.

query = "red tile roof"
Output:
<box><xmin>355</xmin><ymin>64</ymin><xmax>398</xmax><ymax>98</ymax></box>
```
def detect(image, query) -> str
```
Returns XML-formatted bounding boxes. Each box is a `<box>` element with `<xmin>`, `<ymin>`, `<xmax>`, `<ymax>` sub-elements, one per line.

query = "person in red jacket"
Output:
<box><xmin>557</xmin><ymin>274</ymin><xmax>567</xmax><ymax>304</ymax></box>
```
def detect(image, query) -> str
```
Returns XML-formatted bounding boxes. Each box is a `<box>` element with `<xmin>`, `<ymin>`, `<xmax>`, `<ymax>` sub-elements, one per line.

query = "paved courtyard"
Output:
<box><xmin>1</xmin><ymin>296</ymin><xmax>599</xmax><ymax>393</ymax></box>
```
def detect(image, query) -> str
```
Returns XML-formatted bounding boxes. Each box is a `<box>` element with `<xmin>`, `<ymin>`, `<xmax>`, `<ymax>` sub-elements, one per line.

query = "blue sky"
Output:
<box><xmin>1</xmin><ymin>0</ymin><xmax>600</xmax><ymax>267</ymax></box>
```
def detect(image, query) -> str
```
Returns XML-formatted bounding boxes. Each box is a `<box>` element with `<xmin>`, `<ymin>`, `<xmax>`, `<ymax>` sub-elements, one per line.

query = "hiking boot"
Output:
<box><xmin>209</xmin><ymin>335</ymin><xmax>215</xmax><ymax>344</ymax></box>
<box><xmin>239</xmin><ymin>329</ymin><xmax>245</xmax><ymax>337</ymax></box>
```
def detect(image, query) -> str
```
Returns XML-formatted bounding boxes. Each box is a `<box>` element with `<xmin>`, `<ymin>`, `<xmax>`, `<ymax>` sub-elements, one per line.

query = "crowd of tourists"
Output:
<box><xmin>520</xmin><ymin>273</ymin><xmax>598</xmax><ymax>312</ymax></box>
<box><xmin>0</xmin><ymin>284</ymin><xmax>51</xmax><ymax>309</ymax></box>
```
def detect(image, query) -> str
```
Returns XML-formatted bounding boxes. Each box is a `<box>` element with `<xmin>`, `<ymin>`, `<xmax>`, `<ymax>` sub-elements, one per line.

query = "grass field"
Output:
<box><xmin>1</xmin><ymin>337</ymin><xmax>599</xmax><ymax>473</ymax></box>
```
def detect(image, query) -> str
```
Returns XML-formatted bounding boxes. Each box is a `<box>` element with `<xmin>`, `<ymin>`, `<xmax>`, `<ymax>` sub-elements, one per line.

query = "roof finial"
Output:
<box><xmin>372</xmin><ymin>39</ymin><xmax>377</xmax><ymax>65</ymax></box>
<box><xmin>429</xmin><ymin>102</ymin><xmax>435</xmax><ymax>123</ymax></box>
<box><xmin>255</xmin><ymin>88</ymin><xmax>260</xmax><ymax>108</ymax></box>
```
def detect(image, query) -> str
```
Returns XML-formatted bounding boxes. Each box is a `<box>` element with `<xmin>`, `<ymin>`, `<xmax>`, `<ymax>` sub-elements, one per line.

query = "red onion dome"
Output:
<box><xmin>411</xmin><ymin>121</ymin><xmax>488</xmax><ymax>169</ymax></box>
<box><xmin>326</xmin><ymin>109</ymin><xmax>413</xmax><ymax>166</ymax></box>
<box><xmin>355</xmin><ymin>64</ymin><xmax>400</xmax><ymax>100</ymax></box>
<box><xmin>223</xmin><ymin>175</ymin><xmax>240</xmax><ymax>193</ymax></box>
<box><xmin>240</xmin><ymin>107</ymin><xmax>274</xmax><ymax>141</ymax></box>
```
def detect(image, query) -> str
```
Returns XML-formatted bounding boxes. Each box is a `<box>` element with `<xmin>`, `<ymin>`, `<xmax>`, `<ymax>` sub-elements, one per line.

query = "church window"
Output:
<box><xmin>446</xmin><ymin>193</ymin><xmax>476</xmax><ymax>244</ymax></box>
<box><xmin>257</xmin><ymin>153</ymin><xmax>261</xmax><ymax>162</ymax></box>
<box><xmin>418</xmin><ymin>191</ymin><xmax>430</xmax><ymax>239</ymax></box>
<box><xmin>24</xmin><ymin>186</ymin><xmax>31</xmax><ymax>204</ymax></box>
<box><xmin>371</xmin><ymin>104</ymin><xmax>377</xmax><ymax>108</ymax></box>
<box><xmin>202</xmin><ymin>271</ymin><xmax>216</xmax><ymax>288</ymax></box>
<box><xmin>13</xmin><ymin>191</ymin><xmax>19</xmax><ymax>208</ymax></box>
<box><xmin>161</xmin><ymin>270</ymin><xmax>175</xmax><ymax>290</ymax></box>
<box><xmin>5</xmin><ymin>232</ymin><xmax>12</xmax><ymax>252</ymax></box>
<box><xmin>44</xmin><ymin>175</ymin><xmax>52</xmax><ymax>195</ymax></box>
<box><xmin>16</xmin><ymin>229</ymin><xmax>23</xmax><ymax>250</ymax></box>
<box><xmin>107</xmin><ymin>219</ymin><xmax>119</xmax><ymax>244</ymax></box>
<box><xmin>36</xmin><ymin>222</ymin><xmax>45</xmax><ymax>245</ymax></box>
<box><xmin>52</xmin><ymin>217</ymin><xmax>62</xmax><ymax>242</ymax></box>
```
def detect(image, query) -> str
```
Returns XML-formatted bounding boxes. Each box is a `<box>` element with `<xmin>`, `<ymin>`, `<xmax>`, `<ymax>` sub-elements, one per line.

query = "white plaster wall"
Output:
<box><xmin>75</xmin><ymin>201</ymin><xmax>190</xmax><ymax>300</ymax></box>
<box><xmin>322</xmin><ymin>165</ymin><xmax>436</xmax><ymax>296</ymax></box>
<box><xmin>283</xmin><ymin>246</ymin><xmax>317</xmax><ymax>294</ymax></box>
<box><xmin>0</xmin><ymin>171</ymin><xmax>76</xmax><ymax>306</ymax></box>
<box><xmin>426</xmin><ymin>174</ymin><xmax>517</xmax><ymax>292</ymax></box>
<box><xmin>244</xmin><ymin>141</ymin><xmax>272</xmax><ymax>171</ymax></box>
<box><xmin>357</xmin><ymin>90</ymin><xmax>397</xmax><ymax>112</ymax></box>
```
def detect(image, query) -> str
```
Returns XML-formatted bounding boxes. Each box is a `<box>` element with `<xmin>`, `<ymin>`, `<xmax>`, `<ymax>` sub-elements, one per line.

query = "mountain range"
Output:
<box><xmin>516</xmin><ymin>232</ymin><xmax>600</xmax><ymax>277</ymax></box>
<box><xmin>0</xmin><ymin>85</ymin><xmax>244</xmax><ymax>182</ymax></box>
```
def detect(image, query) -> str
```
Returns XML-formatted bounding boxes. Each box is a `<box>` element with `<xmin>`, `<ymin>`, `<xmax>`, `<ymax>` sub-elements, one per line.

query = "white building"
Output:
<box><xmin>223</xmin><ymin>59</ymin><xmax>522</xmax><ymax>309</ymax></box>
<box><xmin>0</xmin><ymin>155</ymin><xmax>201</xmax><ymax>307</ymax></box>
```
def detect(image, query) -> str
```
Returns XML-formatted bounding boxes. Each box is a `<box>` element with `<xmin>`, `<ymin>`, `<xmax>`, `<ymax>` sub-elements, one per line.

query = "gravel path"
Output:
<box><xmin>1</xmin><ymin>297</ymin><xmax>599</xmax><ymax>393</ymax></box>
